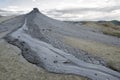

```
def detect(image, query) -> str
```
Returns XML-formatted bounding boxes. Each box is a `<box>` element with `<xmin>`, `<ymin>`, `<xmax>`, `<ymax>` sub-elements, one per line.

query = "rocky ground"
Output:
<box><xmin>64</xmin><ymin>36</ymin><xmax>120</xmax><ymax>71</ymax></box>
<box><xmin>0</xmin><ymin>40</ymin><xmax>87</xmax><ymax>80</ymax></box>
<box><xmin>65</xmin><ymin>21</ymin><xmax>120</xmax><ymax>71</ymax></box>
<box><xmin>0</xmin><ymin>8</ymin><xmax>120</xmax><ymax>80</ymax></box>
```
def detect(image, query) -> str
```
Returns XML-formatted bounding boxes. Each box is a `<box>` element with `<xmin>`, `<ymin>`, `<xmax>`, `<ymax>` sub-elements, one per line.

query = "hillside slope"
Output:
<box><xmin>0</xmin><ymin>39</ymin><xmax>87</xmax><ymax>80</ymax></box>
<box><xmin>0</xmin><ymin>8</ymin><xmax>120</xmax><ymax>80</ymax></box>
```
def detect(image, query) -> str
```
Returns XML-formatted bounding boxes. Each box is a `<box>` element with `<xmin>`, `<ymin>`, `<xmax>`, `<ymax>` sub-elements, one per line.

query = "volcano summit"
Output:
<box><xmin>0</xmin><ymin>8</ymin><xmax>120</xmax><ymax>80</ymax></box>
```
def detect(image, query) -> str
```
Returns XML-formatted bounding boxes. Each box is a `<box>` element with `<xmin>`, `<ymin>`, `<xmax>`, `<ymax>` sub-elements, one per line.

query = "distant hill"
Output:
<box><xmin>111</xmin><ymin>20</ymin><xmax>120</xmax><ymax>26</ymax></box>
<box><xmin>0</xmin><ymin>8</ymin><xmax>120</xmax><ymax>80</ymax></box>
<box><xmin>65</xmin><ymin>20</ymin><xmax>120</xmax><ymax>25</ymax></box>
<box><xmin>0</xmin><ymin>9</ymin><xmax>24</xmax><ymax>16</ymax></box>
<box><xmin>66</xmin><ymin>20</ymin><xmax>120</xmax><ymax>38</ymax></box>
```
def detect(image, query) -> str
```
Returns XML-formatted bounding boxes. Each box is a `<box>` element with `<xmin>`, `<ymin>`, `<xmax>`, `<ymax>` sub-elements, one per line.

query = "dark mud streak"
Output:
<box><xmin>2</xmin><ymin>8</ymin><xmax>120</xmax><ymax>80</ymax></box>
<box><xmin>50</xmin><ymin>48</ymin><xmax>120</xmax><ymax>78</ymax></box>
<box><xmin>4</xmin><ymin>33</ymin><xmax>120</xmax><ymax>80</ymax></box>
<box><xmin>26</xmin><ymin>10</ymin><xmax>49</xmax><ymax>43</ymax></box>
<box><xmin>4</xmin><ymin>35</ymin><xmax>45</xmax><ymax>68</ymax></box>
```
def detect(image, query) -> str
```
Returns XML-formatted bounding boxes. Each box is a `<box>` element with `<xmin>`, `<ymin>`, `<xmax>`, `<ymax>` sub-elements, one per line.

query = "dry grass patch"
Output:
<box><xmin>64</xmin><ymin>36</ymin><xmax>120</xmax><ymax>71</ymax></box>
<box><xmin>0</xmin><ymin>40</ymin><xmax>88</xmax><ymax>80</ymax></box>
<box><xmin>82</xmin><ymin>22</ymin><xmax>102</xmax><ymax>30</ymax></box>
<box><xmin>82</xmin><ymin>21</ymin><xmax>120</xmax><ymax>38</ymax></box>
<box><xmin>102</xmin><ymin>27</ymin><xmax>120</xmax><ymax>38</ymax></box>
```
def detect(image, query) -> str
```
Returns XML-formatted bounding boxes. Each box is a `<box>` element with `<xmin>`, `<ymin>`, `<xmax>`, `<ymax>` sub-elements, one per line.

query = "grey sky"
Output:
<box><xmin>0</xmin><ymin>0</ymin><xmax>120</xmax><ymax>21</ymax></box>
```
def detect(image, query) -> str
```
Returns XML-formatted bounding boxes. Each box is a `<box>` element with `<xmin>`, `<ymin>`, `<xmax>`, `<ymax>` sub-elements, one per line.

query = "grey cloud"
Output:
<box><xmin>43</xmin><ymin>5</ymin><xmax>120</xmax><ymax>21</ymax></box>
<box><xmin>47</xmin><ymin>5</ymin><xmax>120</xmax><ymax>14</ymax></box>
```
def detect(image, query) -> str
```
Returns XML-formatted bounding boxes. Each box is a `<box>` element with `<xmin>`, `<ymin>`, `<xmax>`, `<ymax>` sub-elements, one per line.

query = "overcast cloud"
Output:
<box><xmin>0</xmin><ymin>0</ymin><xmax>120</xmax><ymax>21</ymax></box>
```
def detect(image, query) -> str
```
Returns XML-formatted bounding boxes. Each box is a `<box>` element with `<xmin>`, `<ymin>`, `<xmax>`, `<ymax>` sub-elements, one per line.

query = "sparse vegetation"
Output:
<box><xmin>0</xmin><ymin>40</ymin><xmax>88</xmax><ymax>80</ymax></box>
<box><xmin>81</xmin><ymin>21</ymin><xmax>120</xmax><ymax>38</ymax></box>
<box><xmin>0</xmin><ymin>8</ymin><xmax>120</xmax><ymax>80</ymax></box>
<box><xmin>100</xmin><ymin>23</ymin><xmax>120</xmax><ymax>38</ymax></box>
<box><xmin>103</xmin><ymin>29</ymin><xmax>120</xmax><ymax>38</ymax></box>
<box><xmin>64</xmin><ymin>36</ymin><xmax>120</xmax><ymax>71</ymax></box>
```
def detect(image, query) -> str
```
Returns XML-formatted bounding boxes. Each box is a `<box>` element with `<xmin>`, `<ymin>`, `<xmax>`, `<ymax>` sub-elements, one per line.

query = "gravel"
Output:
<box><xmin>1</xmin><ymin>8</ymin><xmax>120</xmax><ymax>80</ymax></box>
